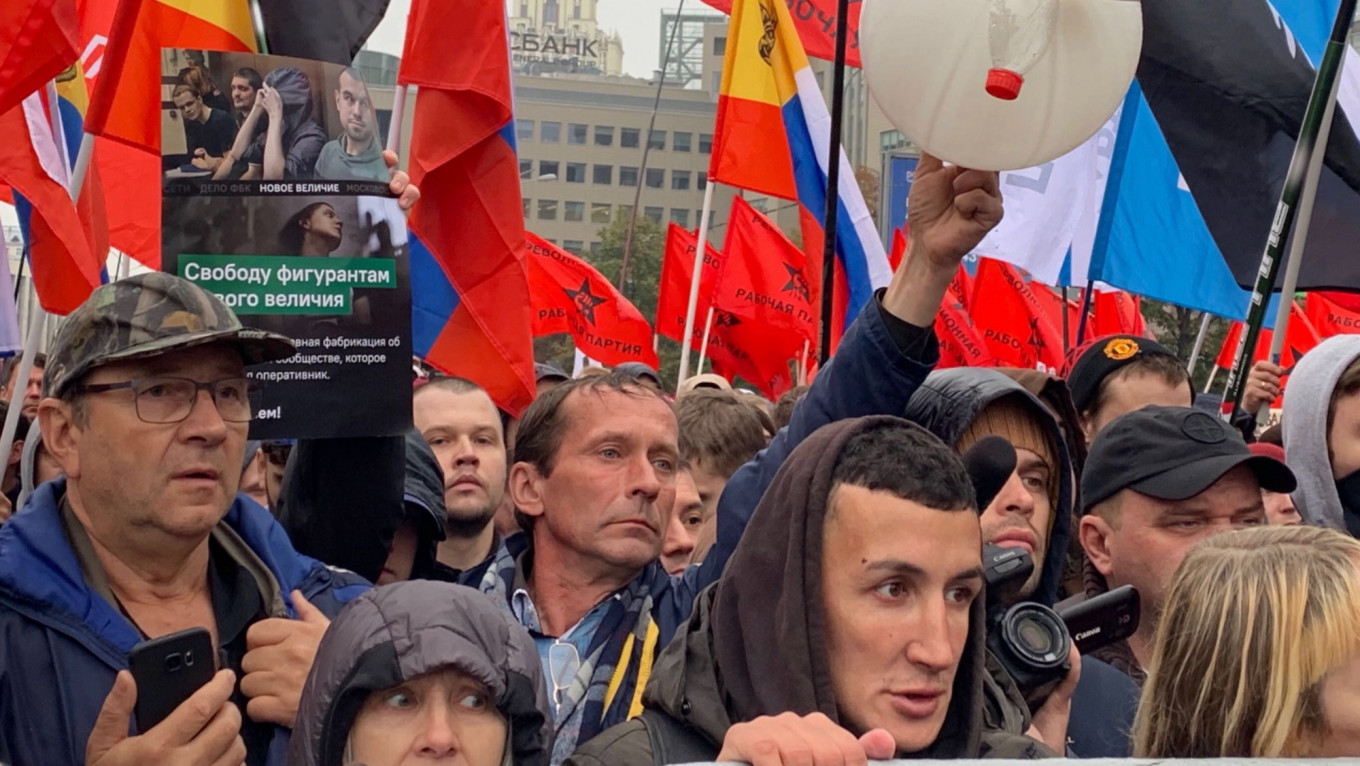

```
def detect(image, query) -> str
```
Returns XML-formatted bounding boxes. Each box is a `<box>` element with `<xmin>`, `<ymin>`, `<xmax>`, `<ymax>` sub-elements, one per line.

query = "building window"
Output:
<box><xmin>644</xmin><ymin>206</ymin><xmax>664</xmax><ymax>224</ymax></box>
<box><xmin>593</xmin><ymin>164</ymin><xmax>613</xmax><ymax>185</ymax></box>
<box><xmin>698</xmin><ymin>172</ymin><xmax>707</xmax><ymax>190</ymax></box>
<box><xmin>566</xmin><ymin>162</ymin><xmax>586</xmax><ymax>183</ymax></box>
<box><xmin>544</xmin><ymin>0</ymin><xmax>559</xmax><ymax>24</ymax></box>
<box><xmin>671</xmin><ymin>170</ymin><xmax>691</xmax><ymax>191</ymax></box>
<box><xmin>519</xmin><ymin>159</ymin><xmax>532</xmax><ymax>179</ymax></box>
<box><xmin>564</xmin><ymin>201</ymin><xmax>584</xmax><ymax>222</ymax></box>
<box><xmin>537</xmin><ymin>200</ymin><xmax>558</xmax><ymax>220</ymax></box>
<box><xmin>621</xmin><ymin>127</ymin><xmax>640</xmax><ymax>148</ymax></box>
<box><xmin>618</xmin><ymin>204</ymin><xmax>634</xmax><ymax>219</ymax></box>
<box><xmin>522</xmin><ymin>198</ymin><xmax>531</xmax><ymax>217</ymax></box>
<box><xmin>713</xmin><ymin>37</ymin><xmax>727</xmax><ymax>56</ymax></box>
<box><xmin>541</xmin><ymin>121</ymin><xmax>561</xmax><ymax>143</ymax></box>
<box><xmin>590</xmin><ymin>240</ymin><xmax>601</xmax><ymax>253</ymax></box>
<box><xmin>590</xmin><ymin>203</ymin><xmax>612</xmax><ymax>224</ymax></box>
<box><xmin>645</xmin><ymin>168</ymin><xmax>665</xmax><ymax>188</ymax></box>
<box><xmin>673</xmin><ymin>132</ymin><xmax>692</xmax><ymax>152</ymax></box>
<box><xmin>539</xmin><ymin>160</ymin><xmax>560</xmax><ymax>179</ymax></box>
<box><xmin>696</xmin><ymin>209</ymin><xmax>704</xmax><ymax>225</ymax></box>
<box><xmin>647</xmin><ymin>130</ymin><xmax>667</xmax><ymax>150</ymax></box>
<box><xmin>519</xmin><ymin>2</ymin><xmax>528</xmax><ymax>17</ymax></box>
<box><xmin>749</xmin><ymin>197</ymin><xmax>768</xmax><ymax>213</ymax></box>
<box><xmin>516</xmin><ymin>120</ymin><xmax>534</xmax><ymax>142</ymax></box>
<box><xmin>699</xmin><ymin>133</ymin><xmax>713</xmax><ymax>154</ymax></box>
<box><xmin>573</xmin><ymin>0</ymin><xmax>581</xmax><ymax>19</ymax></box>
<box><xmin>879</xmin><ymin>129</ymin><xmax>908</xmax><ymax>151</ymax></box>
<box><xmin>567</xmin><ymin>123</ymin><xmax>588</xmax><ymax>145</ymax></box>
<box><xmin>563</xmin><ymin>239</ymin><xmax>584</xmax><ymax>254</ymax></box>
<box><xmin>671</xmin><ymin>208</ymin><xmax>690</xmax><ymax>227</ymax></box>
<box><xmin>594</xmin><ymin>125</ymin><xmax>614</xmax><ymax>147</ymax></box>
<box><xmin>619</xmin><ymin>166</ymin><xmax>639</xmax><ymax>187</ymax></box>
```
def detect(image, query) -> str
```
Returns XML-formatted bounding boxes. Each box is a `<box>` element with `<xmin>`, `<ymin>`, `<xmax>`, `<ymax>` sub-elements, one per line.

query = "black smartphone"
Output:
<box><xmin>127</xmin><ymin>628</ymin><xmax>216</xmax><ymax>732</ymax></box>
<box><xmin>1057</xmin><ymin>585</ymin><xmax>1140</xmax><ymax>655</ymax></box>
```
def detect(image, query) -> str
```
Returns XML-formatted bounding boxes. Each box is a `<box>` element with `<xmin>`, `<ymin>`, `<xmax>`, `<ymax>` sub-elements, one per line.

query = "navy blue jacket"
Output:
<box><xmin>0</xmin><ymin>479</ymin><xmax>370</xmax><ymax>766</ymax></box>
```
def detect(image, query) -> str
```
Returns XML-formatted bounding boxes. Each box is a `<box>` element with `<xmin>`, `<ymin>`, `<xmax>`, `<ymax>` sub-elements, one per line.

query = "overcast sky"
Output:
<box><xmin>366</xmin><ymin>0</ymin><xmax>690</xmax><ymax>80</ymax></box>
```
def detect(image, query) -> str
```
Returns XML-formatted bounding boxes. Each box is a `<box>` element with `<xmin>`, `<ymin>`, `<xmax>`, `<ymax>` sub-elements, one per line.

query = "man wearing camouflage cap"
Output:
<box><xmin>0</xmin><ymin>273</ymin><xmax>370</xmax><ymax>766</ymax></box>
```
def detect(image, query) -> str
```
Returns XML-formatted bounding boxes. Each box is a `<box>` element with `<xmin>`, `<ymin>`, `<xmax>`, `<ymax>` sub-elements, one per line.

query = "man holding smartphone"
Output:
<box><xmin>0</xmin><ymin>274</ymin><xmax>370</xmax><ymax>766</ymax></box>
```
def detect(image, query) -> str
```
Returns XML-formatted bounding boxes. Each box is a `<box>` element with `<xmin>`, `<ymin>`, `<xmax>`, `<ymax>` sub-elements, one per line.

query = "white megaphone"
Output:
<box><xmin>860</xmin><ymin>0</ymin><xmax>1143</xmax><ymax>171</ymax></box>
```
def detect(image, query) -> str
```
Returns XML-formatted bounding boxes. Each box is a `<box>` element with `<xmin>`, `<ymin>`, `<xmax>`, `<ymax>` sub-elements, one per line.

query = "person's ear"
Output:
<box><xmin>8</xmin><ymin>438</ymin><xmax>23</xmax><ymax>468</ymax></box>
<box><xmin>39</xmin><ymin>398</ymin><xmax>81</xmax><ymax>480</ymax></box>
<box><xmin>509</xmin><ymin>462</ymin><xmax>546</xmax><ymax>521</ymax></box>
<box><xmin>1079</xmin><ymin>514</ymin><xmax>1114</xmax><ymax>577</ymax></box>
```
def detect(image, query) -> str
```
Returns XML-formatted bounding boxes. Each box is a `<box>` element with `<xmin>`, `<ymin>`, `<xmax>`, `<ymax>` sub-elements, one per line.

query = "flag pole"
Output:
<box><xmin>1203</xmin><ymin>364</ymin><xmax>1219</xmax><ymax>394</ymax></box>
<box><xmin>1186</xmin><ymin>311</ymin><xmax>1214</xmax><ymax>376</ymax></box>
<box><xmin>247</xmin><ymin>0</ymin><xmax>271</xmax><ymax>54</ymax></box>
<box><xmin>677</xmin><ymin>182</ymin><xmax>717</xmax><ymax>387</ymax></box>
<box><xmin>818</xmin><ymin>0</ymin><xmax>852</xmax><ymax>364</ymax></box>
<box><xmin>1222</xmin><ymin>0</ymin><xmax>1355</xmax><ymax>416</ymax></box>
<box><xmin>0</xmin><ymin>89</ymin><xmax>97</xmax><ymax>476</ymax></box>
<box><xmin>1074</xmin><ymin>282</ymin><xmax>1096</xmax><ymax>345</ymax></box>
<box><xmin>1061</xmin><ymin>287</ymin><xmax>1071</xmax><ymax>353</ymax></box>
<box><xmin>386</xmin><ymin>84</ymin><xmax>408</xmax><ymax>155</ymax></box>
<box><xmin>696</xmin><ymin>306</ymin><xmax>715</xmax><ymax>372</ymax></box>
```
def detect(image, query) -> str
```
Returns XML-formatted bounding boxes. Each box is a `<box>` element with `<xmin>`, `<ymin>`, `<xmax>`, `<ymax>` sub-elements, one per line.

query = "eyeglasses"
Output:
<box><xmin>72</xmin><ymin>376</ymin><xmax>259</xmax><ymax>424</ymax></box>
<box><xmin>546</xmin><ymin>640</ymin><xmax>581</xmax><ymax>708</ymax></box>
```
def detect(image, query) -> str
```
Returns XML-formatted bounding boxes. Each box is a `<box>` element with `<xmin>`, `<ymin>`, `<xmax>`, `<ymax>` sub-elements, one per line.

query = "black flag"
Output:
<box><xmin>259</xmin><ymin>0</ymin><xmax>390</xmax><ymax>64</ymax></box>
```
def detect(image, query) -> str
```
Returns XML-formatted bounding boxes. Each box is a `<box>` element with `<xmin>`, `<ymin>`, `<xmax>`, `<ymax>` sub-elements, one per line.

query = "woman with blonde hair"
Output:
<box><xmin>1134</xmin><ymin>524</ymin><xmax>1360</xmax><ymax>757</ymax></box>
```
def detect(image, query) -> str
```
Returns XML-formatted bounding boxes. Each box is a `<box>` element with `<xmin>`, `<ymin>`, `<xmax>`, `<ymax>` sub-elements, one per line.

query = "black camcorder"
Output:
<box><xmin>984</xmin><ymin>544</ymin><xmax>1072</xmax><ymax>707</ymax></box>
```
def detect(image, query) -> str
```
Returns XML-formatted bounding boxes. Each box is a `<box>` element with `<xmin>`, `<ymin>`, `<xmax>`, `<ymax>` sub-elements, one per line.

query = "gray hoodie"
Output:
<box><xmin>1282</xmin><ymin>335</ymin><xmax>1360</xmax><ymax>530</ymax></box>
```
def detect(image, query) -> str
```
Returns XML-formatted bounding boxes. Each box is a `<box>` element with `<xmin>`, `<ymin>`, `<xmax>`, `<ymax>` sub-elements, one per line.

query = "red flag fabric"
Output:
<box><xmin>401</xmin><ymin>0</ymin><xmax>535</xmax><ymax>414</ymax></box>
<box><xmin>1216</xmin><ymin>303</ymin><xmax>1321</xmax><ymax>371</ymax></box>
<box><xmin>707</xmin><ymin>309</ymin><xmax>796</xmax><ymax>400</ymax></box>
<box><xmin>1316</xmin><ymin>291</ymin><xmax>1360</xmax><ymax>315</ymax></box>
<box><xmin>970</xmin><ymin>258</ymin><xmax>1065</xmax><ymax>372</ymax></box>
<box><xmin>715</xmin><ymin>196</ymin><xmax>818</xmax><ymax>345</ymax></box>
<box><xmin>701</xmin><ymin>0</ymin><xmax>862</xmax><ymax>68</ymax></box>
<box><xmin>952</xmin><ymin>263</ymin><xmax>975</xmax><ymax>312</ymax></box>
<box><xmin>0</xmin><ymin>0</ymin><xmax>80</xmax><ymax>118</ymax></box>
<box><xmin>889</xmin><ymin>227</ymin><xmax>907</xmax><ymax>271</ymax></box>
<box><xmin>935</xmin><ymin>288</ymin><xmax>995</xmax><ymax>370</ymax></box>
<box><xmin>1307</xmin><ymin>292</ymin><xmax>1360</xmax><ymax>337</ymax></box>
<box><xmin>526</xmin><ymin>233</ymin><xmax>659</xmax><ymax>369</ymax></box>
<box><xmin>1030</xmin><ymin>284</ymin><xmax>1081</xmax><ymax>347</ymax></box>
<box><xmin>1093</xmin><ymin>290</ymin><xmax>1148</xmax><ymax>337</ymax></box>
<box><xmin>657</xmin><ymin>223</ymin><xmax>724</xmax><ymax>348</ymax></box>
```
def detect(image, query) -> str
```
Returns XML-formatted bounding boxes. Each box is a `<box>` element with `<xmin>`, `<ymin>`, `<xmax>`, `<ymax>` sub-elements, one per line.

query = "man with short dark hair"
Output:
<box><xmin>173</xmin><ymin>83</ymin><xmax>237</xmax><ymax>171</ymax></box>
<box><xmin>0</xmin><ymin>273</ymin><xmax>370</xmax><ymax>766</ymax></box>
<box><xmin>1</xmin><ymin>351</ymin><xmax>46</xmax><ymax>420</ymax></box>
<box><xmin>675</xmin><ymin>388</ymin><xmax>768</xmax><ymax>524</ymax></box>
<box><xmin>230</xmin><ymin>68</ymin><xmax>263</xmax><ymax>126</ymax></box>
<box><xmin>1079</xmin><ymin>406</ymin><xmax>1296</xmax><ymax>682</ymax></box>
<box><xmin>1065</xmin><ymin>336</ymin><xmax>1192</xmax><ymax>444</ymax></box>
<box><xmin>313</xmin><ymin>67</ymin><xmax>387</xmax><ymax>182</ymax></box>
<box><xmin>567</xmin><ymin>418</ymin><xmax>1072</xmax><ymax>765</ymax></box>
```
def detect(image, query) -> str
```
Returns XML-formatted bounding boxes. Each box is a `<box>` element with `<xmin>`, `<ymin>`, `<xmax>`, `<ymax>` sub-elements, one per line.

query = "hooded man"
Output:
<box><xmin>289</xmin><ymin>581</ymin><xmax>553</xmax><ymax>766</ymax></box>
<box><xmin>567</xmin><ymin>417</ymin><xmax>1070</xmax><ymax>765</ymax></box>
<box><xmin>1283</xmin><ymin>336</ymin><xmax>1360</xmax><ymax>534</ymax></box>
<box><xmin>214</xmin><ymin>66</ymin><xmax>328</xmax><ymax>181</ymax></box>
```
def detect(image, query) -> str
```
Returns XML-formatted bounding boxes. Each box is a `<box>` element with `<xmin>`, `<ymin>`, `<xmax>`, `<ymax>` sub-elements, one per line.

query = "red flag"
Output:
<box><xmin>1307</xmin><ymin>292</ymin><xmax>1360</xmax><ymax>337</ymax></box>
<box><xmin>952</xmin><ymin>263</ymin><xmax>975</xmax><ymax>312</ymax></box>
<box><xmin>401</xmin><ymin>0</ymin><xmax>535</xmax><ymax>414</ymax></box>
<box><xmin>1216</xmin><ymin>303</ymin><xmax>1321</xmax><ymax>372</ymax></box>
<box><xmin>526</xmin><ymin>233</ymin><xmax>659</xmax><ymax>369</ymax></box>
<box><xmin>1029</xmin><ymin>284</ymin><xmax>1081</xmax><ymax>347</ymax></box>
<box><xmin>889</xmin><ymin>227</ymin><xmax>907</xmax><ymax>271</ymax></box>
<box><xmin>658</xmin><ymin>223</ymin><xmax>724</xmax><ymax>348</ymax></box>
<box><xmin>970</xmin><ymin>258</ymin><xmax>1065</xmax><ymax>372</ymax></box>
<box><xmin>0</xmin><ymin>0</ymin><xmax>80</xmax><ymax>118</ymax></box>
<box><xmin>707</xmin><ymin>309</ymin><xmax>797</xmax><ymax>400</ymax></box>
<box><xmin>1093</xmin><ymin>290</ymin><xmax>1148</xmax><ymax>337</ymax></box>
<box><xmin>715</xmin><ymin>196</ymin><xmax>818</xmax><ymax>345</ymax></box>
<box><xmin>701</xmin><ymin>0</ymin><xmax>862</xmax><ymax>68</ymax></box>
<box><xmin>1316</xmin><ymin>291</ymin><xmax>1360</xmax><ymax>314</ymax></box>
<box><xmin>935</xmin><ymin>301</ymin><xmax>995</xmax><ymax>369</ymax></box>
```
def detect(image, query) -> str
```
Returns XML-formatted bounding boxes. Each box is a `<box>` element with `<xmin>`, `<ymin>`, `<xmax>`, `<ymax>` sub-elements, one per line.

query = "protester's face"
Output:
<box><xmin>688</xmin><ymin>458</ymin><xmax>726</xmax><ymax>527</ymax></box>
<box><xmin>1312</xmin><ymin>588</ymin><xmax>1360</xmax><ymax>757</ymax></box>
<box><xmin>1263</xmin><ymin>489</ymin><xmax>1302</xmax><ymax>525</ymax></box>
<box><xmin>1084</xmin><ymin>371</ymin><xmax>1193</xmax><ymax>444</ymax></box>
<box><xmin>378</xmin><ymin>521</ymin><xmax>420</xmax><ymax>586</ymax></box>
<box><xmin>660</xmin><ymin>468</ymin><xmax>704</xmax><ymax>575</ymax></box>
<box><xmin>821</xmin><ymin>484</ymin><xmax>983</xmax><ymax>754</ymax></box>
<box><xmin>336</xmin><ymin>71</ymin><xmax>375</xmax><ymax>145</ymax></box>
<box><xmin>349</xmin><ymin>666</ymin><xmax>507</xmax><ymax>766</ymax></box>
<box><xmin>239</xmin><ymin>450</ymin><xmax>268</xmax><ymax>508</ymax></box>
<box><xmin>230</xmin><ymin>76</ymin><xmax>256</xmax><ymax>111</ymax></box>
<box><xmin>49</xmin><ymin>346</ymin><xmax>248</xmax><ymax>539</ymax></box>
<box><xmin>304</xmin><ymin>204</ymin><xmax>343</xmax><ymax>247</ymax></box>
<box><xmin>415</xmin><ymin>388</ymin><xmax>507</xmax><ymax>530</ymax></box>
<box><xmin>518</xmin><ymin>387</ymin><xmax>679</xmax><ymax>573</ymax></box>
<box><xmin>979</xmin><ymin>447</ymin><xmax>1053</xmax><ymax>599</ymax></box>
<box><xmin>173</xmin><ymin>91</ymin><xmax>204</xmax><ymax>122</ymax></box>
<box><xmin>1329</xmin><ymin>390</ymin><xmax>1360</xmax><ymax>480</ymax></box>
<box><xmin>1082</xmin><ymin>465</ymin><xmax>1264</xmax><ymax>623</ymax></box>
<box><xmin>262</xmin><ymin>444</ymin><xmax>286</xmax><ymax>512</ymax></box>
<box><xmin>6</xmin><ymin>363</ymin><xmax>43</xmax><ymax>420</ymax></box>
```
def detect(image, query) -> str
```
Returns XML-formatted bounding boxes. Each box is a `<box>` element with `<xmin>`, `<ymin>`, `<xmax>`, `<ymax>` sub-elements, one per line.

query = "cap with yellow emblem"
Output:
<box><xmin>1066</xmin><ymin>334</ymin><xmax>1183</xmax><ymax>415</ymax></box>
<box><xmin>44</xmin><ymin>273</ymin><xmax>297</xmax><ymax>398</ymax></box>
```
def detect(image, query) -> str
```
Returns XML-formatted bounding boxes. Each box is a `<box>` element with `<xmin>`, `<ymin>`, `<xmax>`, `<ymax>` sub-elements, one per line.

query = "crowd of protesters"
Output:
<box><xmin>3</xmin><ymin>152</ymin><xmax>1360</xmax><ymax>766</ymax></box>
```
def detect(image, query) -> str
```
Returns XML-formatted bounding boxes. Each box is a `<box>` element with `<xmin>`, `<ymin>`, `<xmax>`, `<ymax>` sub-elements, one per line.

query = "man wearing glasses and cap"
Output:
<box><xmin>0</xmin><ymin>273</ymin><xmax>370</xmax><ymax>766</ymax></box>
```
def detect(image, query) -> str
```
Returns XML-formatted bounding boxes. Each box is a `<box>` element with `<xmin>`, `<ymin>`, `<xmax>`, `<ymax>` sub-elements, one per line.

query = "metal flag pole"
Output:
<box><xmin>1074</xmin><ymin>282</ymin><xmax>1096</xmax><ymax>346</ymax></box>
<box><xmin>247</xmin><ymin>0</ymin><xmax>271</xmax><ymax>54</ymax></box>
<box><xmin>1186</xmin><ymin>311</ymin><xmax>1214</xmax><ymax>376</ymax></box>
<box><xmin>818</xmin><ymin>0</ymin><xmax>852</xmax><ymax>364</ymax></box>
<box><xmin>676</xmin><ymin>182</ymin><xmax>717</xmax><ymax>387</ymax></box>
<box><xmin>386</xmin><ymin>84</ymin><xmax>408</xmax><ymax>155</ymax></box>
<box><xmin>696</xmin><ymin>306</ymin><xmax>716</xmax><ymax>371</ymax></box>
<box><xmin>1222</xmin><ymin>0</ymin><xmax>1356</xmax><ymax>416</ymax></box>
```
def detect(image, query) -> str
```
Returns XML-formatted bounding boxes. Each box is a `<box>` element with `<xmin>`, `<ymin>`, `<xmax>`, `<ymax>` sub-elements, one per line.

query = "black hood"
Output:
<box><xmin>403</xmin><ymin>428</ymin><xmax>447</xmax><ymax>580</ymax></box>
<box><xmin>904</xmin><ymin>368</ymin><xmax>1074</xmax><ymax>607</ymax></box>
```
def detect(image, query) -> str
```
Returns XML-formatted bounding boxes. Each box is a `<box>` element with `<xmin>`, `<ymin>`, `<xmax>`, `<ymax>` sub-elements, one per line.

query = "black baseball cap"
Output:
<box><xmin>1081</xmin><ymin>405</ymin><xmax>1296</xmax><ymax>513</ymax></box>
<box><xmin>534</xmin><ymin>363</ymin><xmax>569</xmax><ymax>384</ymax></box>
<box><xmin>1066</xmin><ymin>335</ymin><xmax>1184</xmax><ymax>414</ymax></box>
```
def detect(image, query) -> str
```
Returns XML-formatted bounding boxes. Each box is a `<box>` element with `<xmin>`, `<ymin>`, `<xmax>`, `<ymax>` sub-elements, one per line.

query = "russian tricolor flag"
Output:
<box><xmin>399</xmin><ymin>0</ymin><xmax>536</xmax><ymax>415</ymax></box>
<box><xmin>709</xmin><ymin>0</ymin><xmax>890</xmax><ymax>347</ymax></box>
